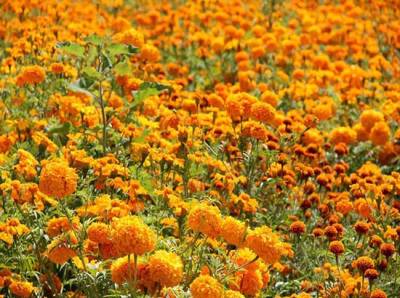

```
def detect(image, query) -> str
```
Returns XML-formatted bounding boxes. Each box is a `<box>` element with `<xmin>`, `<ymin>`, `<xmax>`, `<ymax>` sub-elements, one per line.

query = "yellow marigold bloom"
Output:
<box><xmin>190</xmin><ymin>275</ymin><xmax>224</xmax><ymax>298</ymax></box>
<box><xmin>9</xmin><ymin>281</ymin><xmax>35</xmax><ymax>298</ymax></box>
<box><xmin>87</xmin><ymin>222</ymin><xmax>112</xmax><ymax>244</ymax></box>
<box><xmin>140</xmin><ymin>43</ymin><xmax>160</xmax><ymax>63</ymax></box>
<box><xmin>188</xmin><ymin>202</ymin><xmax>223</xmax><ymax>238</ymax></box>
<box><xmin>245</xmin><ymin>226</ymin><xmax>289</xmax><ymax>264</ymax></box>
<box><xmin>112</xmin><ymin>28</ymin><xmax>144</xmax><ymax>48</ymax></box>
<box><xmin>221</xmin><ymin>216</ymin><xmax>246</xmax><ymax>246</ymax></box>
<box><xmin>370</xmin><ymin>121</ymin><xmax>390</xmax><ymax>146</ymax></box>
<box><xmin>260</xmin><ymin>90</ymin><xmax>278</xmax><ymax>107</ymax></box>
<box><xmin>148</xmin><ymin>250</ymin><xmax>183</xmax><ymax>287</ymax></box>
<box><xmin>110</xmin><ymin>255</ymin><xmax>143</xmax><ymax>284</ymax></box>
<box><xmin>111</xmin><ymin>215</ymin><xmax>156</xmax><ymax>256</ymax></box>
<box><xmin>230</xmin><ymin>248</ymin><xmax>261</xmax><ymax>271</ymax></box>
<box><xmin>46</xmin><ymin>216</ymin><xmax>79</xmax><ymax>237</ymax></box>
<box><xmin>329</xmin><ymin>127</ymin><xmax>357</xmax><ymax>145</ymax></box>
<box><xmin>39</xmin><ymin>160</ymin><xmax>78</xmax><ymax>199</ymax></box>
<box><xmin>15</xmin><ymin>65</ymin><xmax>45</xmax><ymax>87</ymax></box>
<box><xmin>360</xmin><ymin>110</ymin><xmax>384</xmax><ymax>131</ymax></box>
<box><xmin>224</xmin><ymin>290</ymin><xmax>245</xmax><ymax>298</ymax></box>
<box><xmin>250</xmin><ymin>102</ymin><xmax>275</xmax><ymax>123</ymax></box>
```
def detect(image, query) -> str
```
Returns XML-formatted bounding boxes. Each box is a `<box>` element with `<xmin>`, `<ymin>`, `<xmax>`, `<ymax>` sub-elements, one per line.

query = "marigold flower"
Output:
<box><xmin>380</xmin><ymin>243</ymin><xmax>395</xmax><ymax>258</ymax></box>
<box><xmin>360</xmin><ymin>110</ymin><xmax>384</xmax><ymax>131</ymax></box>
<box><xmin>46</xmin><ymin>216</ymin><xmax>79</xmax><ymax>237</ymax></box>
<box><xmin>370</xmin><ymin>121</ymin><xmax>390</xmax><ymax>146</ymax></box>
<box><xmin>250</xmin><ymin>101</ymin><xmax>275</xmax><ymax>123</ymax></box>
<box><xmin>39</xmin><ymin>160</ymin><xmax>78</xmax><ymax>199</ymax></box>
<box><xmin>354</xmin><ymin>256</ymin><xmax>374</xmax><ymax>273</ymax></box>
<box><xmin>224</xmin><ymin>290</ymin><xmax>245</xmax><ymax>298</ymax></box>
<box><xmin>111</xmin><ymin>216</ymin><xmax>156</xmax><ymax>256</ymax></box>
<box><xmin>329</xmin><ymin>127</ymin><xmax>357</xmax><ymax>145</ymax></box>
<box><xmin>188</xmin><ymin>202</ymin><xmax>222</xmax><ymax>238</ymax></box>
<box><xmin>328</xmin><ymin>240</ymin><xmax>345</xmax><ymax>255</ymax></box>
<box><xmin>221</xmin><ymin>216</ymin><xmax>246</xmax><ymax>246</ymax></box>
<box><xmin>289</xmin><ymin>221</ymin><xmax>306</xmax><ymax>234</ymax></box>
<box><xmin>190</xmin><ymin>275</ymin><xmax>224</xmax><ymax>298</ymax></box>
<box><xmin>365</xmin><ymin>268</ymin><xmax>379</xmax><ymax>280</ymax></box>
<box><xmin>112</xmin><ymin>28</ymin><xmax>144</xmax><ymax>48</ymax></box>
<box><xmin>147</xmin><ymin>250</ymin><xmax>183</xmax><ymax>287</ymax></box>
<box><xmin>87</xmin><ymin>222</ymin><xmax>112</xmax><ymax>244</ymax></box>
<box><xmin>9</xmin><ymin>281</ymin><xmax>35</xmax><ymax>298</ymax></box>
<box><xmin>245</xmin><ymin>226</ymin><xmax>289</xmax><ymax>264</ymax></box>
<box><xmin>16</xmin><ymin>66</ymin><xmax>45</xmax><ymax>87</ymax></box>
<box><xmin>370</xmin><ymin>289</ymin><xmax>387</xmax><ymax>298</ymax></box>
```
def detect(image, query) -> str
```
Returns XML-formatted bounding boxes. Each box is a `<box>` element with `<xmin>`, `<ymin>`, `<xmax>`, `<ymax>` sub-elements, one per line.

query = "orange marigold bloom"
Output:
<box><xmin>9</xmin><ymin>281</ymin><xmax>35</xmax><ymax>298</ymax></box>
<box><xmin>354</xmin><ymin>256</ymin><xmax>374</xmax><ymax>273</ymax></box>
<box><xmin>39</xmin><ymin>160</ymin><xmax>78</xmax><ymax>199</ymax></box>
<box><xmin>87</xmin><ymin>222</ymin><xmax>112</xmax><ymax>244</ymax></box>
<box><xmin>250</xmin><ymin>102</ymin><xmax>275</xmax><ymax>123</ymax></box>
<box><xmin>112</xmin><ymin>28</ymin><xmax>144</xmax><ymax>48</ymax></box>
<box><xmin>354</xmin><ymin>221</ymin><xmax>370</xmax><ymax>235</ymax></box>
<box><xmin>329</xmin><ymin>240</ymin><xmax>345</xmax><ymax>255</ymax></box>
<box><xmin>365</xmin><ymin>269</ymin><xmax>379</xmax><ymax>280</ymax></box>
<box><xmin>147</xmin><ymin>250</ymin><xmax>183</xmax><ymax>287</ymax></box>
<box><xmin>140</xmin><ymin>44</ymin><xmax>160</xmax><ymax>63</ymax></box>
<box><xmin>231</xmin><ymin>269</ymin><xmax>263</xmax><ymax>296</ymax></box>
<box><xmin>360</xmin><ymin>110</ymin><xmax>384</xmax><ymax>131</ymax></box>
<box><xmin>245</xmin><ymin>226</ymin><xmax>289</xmax><ymax>264</ymax></box>
<box><xmin>226</xmin><ymin>96</ymin><xmax>243</xmax><ymax>120</ymax></box>
<box><xmin>370</xmin><ymin>121</ymin><xmax>390</xmax><ymax>146</ymax></box>
<box><xmin>221</xmin><ymin>216</ymin><xmax>246</xmax><ymax>246</ymax></box>
<box><xmin>329</xmin><ymin>127</ymin><xmax>357</xmax><ymax>145</ymax></box>
<box><xmin>289</xmin><ymin>221</ymin><xmax>306</xmax><ymax>234</ymax></box>
<box><xmin>370</xmin><ymin>289</ymin><xmax>387</xmax><ymax>298</ymax></box>
<box><xmin>46</xmin><ymin>216</ymin><xmax>79</xmax><ymax>237</ymax></box>
<box><xmin>47</xmin><ymin>245</ymin><xmax>77</xmax><ymax>265</ymax></box>
<box><xmin>380</xmin><ymin>243</ymin><xmax>395</xmax><ymax>258</ymax></box>
<box><xmin>111</xmin><ymin>216</ymin><xmax>156</xmax><ymax>256</ymax></box>
<box><xmin>190</xmin><ymin>275</ymin><xmax>224</xmax><ymax>298</ymax></box>
<box><xmin>16</xmin><ymin>66</ymin><xmax>45</xmax><ymax>87</ymax></box>
<box><xmin>188</xmin><ymin>202</ymin><xmax>222</xmax><ymax>238</ymax></box>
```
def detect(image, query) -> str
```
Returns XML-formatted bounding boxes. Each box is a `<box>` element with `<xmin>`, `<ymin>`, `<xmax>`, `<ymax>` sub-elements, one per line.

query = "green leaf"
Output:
<box><xmin>132</xmin><ymin>129</ymin><xmax>150</xmax><ymax>144</ymax></box>
<box><xmin>46</xmin><ymin>122</ymin><xmax>71</xmax><ymax>135</ymax></box>
<box><xmin>84</xmin><ymin>34</ymin><xmax>103</xmax><ymax>46</ymax></box>
<box><xmin>107</xmin><ymin>43</ymin><xmax>130</xmax><ymax>56</ymax></box>
<box><xmin>58</xmin><ymin>43</ymin><xmax>85</xmax><ymax>58</ymax></box>
<box><xmin>130</xmin><ymin>82</ymin><xmax>172</xmax><ymax>110</ymax></box>
<box><xmin>68</xmin><ymin>81</ymin><xmax>94</xmax><ymax>98</ymax></box>
<box><xmin>82</xmin><ymin>66</ymin><xmax>102</xmax><ymax>80</ymax></box>
<box><xmin>114</xmin><ymin>61</ymin><xmax>131</xmax><ymax>76</ymax></box>
<box><xmin>140</xmin><ymin>81</ymin><xmax>172</xmax><ymax>92</ymax></box>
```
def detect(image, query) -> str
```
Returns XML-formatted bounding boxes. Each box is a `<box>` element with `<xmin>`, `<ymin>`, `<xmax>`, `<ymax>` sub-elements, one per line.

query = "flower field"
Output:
<box><xmin>0</xmin><ymin>0</ymin><xmax>400</xmax><ymax>297</ymax></box>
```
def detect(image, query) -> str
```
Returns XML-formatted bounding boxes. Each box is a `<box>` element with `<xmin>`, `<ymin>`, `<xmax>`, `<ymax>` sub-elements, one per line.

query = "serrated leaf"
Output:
<box><xmin>68</xmin><ymin>81</ymin><xmax>94</xmax><ymax>98</ymax></box>
<box><xmin>85</xmin><ymin>34</ymin><xmax>103</xmax><ymax>46</ymax></box>
<box><xmin>114</xmin><ymin>61</ymin><xmax>131</xmax><ymax>76</ymax></box>
<box><xmin>139</xmin><ymin>81</ymin><xmax>172</xmax><ymax>92</ymax></box>
<box><xmin>82</xmin><ymin>66</ymin><xmax>101</xmax><ymax>80</ymax></box>
<box><xmin>58</xmin><ymin>43</ymin><xmax>85</xmax><ymax>58</ymax></box>
<box><xmin>46</xmin><ymin>122</ymin><xmax>71</xmax><ymax>135</ymax></box>
<box><xmin>107</xmin><ymin>43</ymin><xmax>130</xmax><ymax>56</ymax></box>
